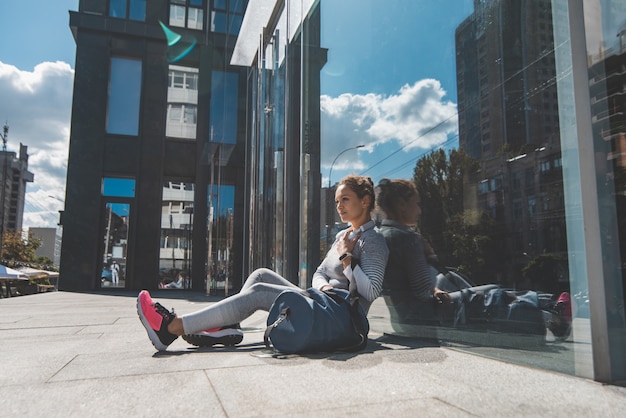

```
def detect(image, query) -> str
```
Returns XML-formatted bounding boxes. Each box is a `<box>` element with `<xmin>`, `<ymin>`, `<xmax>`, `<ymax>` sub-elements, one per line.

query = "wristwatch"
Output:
<box><xmin>339</xmin><ymin>252</ymin><xmax>352</xmax><ymax>261</ymax></box>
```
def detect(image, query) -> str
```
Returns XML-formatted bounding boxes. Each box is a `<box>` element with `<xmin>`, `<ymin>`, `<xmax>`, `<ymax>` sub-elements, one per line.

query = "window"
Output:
<box><xmin>170</xmin><ymin>0</ymin><xmax>205</xmax><ymax>30</ymax></box>
<box><xmin>211</xmin><ymin>0</ymin><xmax>245</xmax><ymax>34</ymax></box>
<box><xmin>166</xmin><ymin>65</ymin><xmax>199</xmax><ymax>139</ymax></box>
<box><xmin>109</xmin><ymin>0</ymin><xmax>146</xmax><ymax>21</ymax></box>
<box><xmin>210</xmin><ymin>71</ymin><xmax>238</xmax><ymax>143</ymax></box>
<box><xmin>107</xmin><ymin>57</ymin><xmax>142</xmax><ymax>136</ymax></box>
<box><xmin>103</xmin><ymin>178</ymin><xmax>136</xmax><ymax>197</ymax></box>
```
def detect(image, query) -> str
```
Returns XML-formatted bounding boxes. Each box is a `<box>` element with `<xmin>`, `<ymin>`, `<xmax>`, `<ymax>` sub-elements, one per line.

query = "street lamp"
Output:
<box><xmin>326</xmin><ymin>144</ymin><xmax>364</xmax><ymax>248</ymax></box>
<box><xmin>328</xmin><ymin>144</ymin><xmax>365</xmax><ymax>188</ymax></box>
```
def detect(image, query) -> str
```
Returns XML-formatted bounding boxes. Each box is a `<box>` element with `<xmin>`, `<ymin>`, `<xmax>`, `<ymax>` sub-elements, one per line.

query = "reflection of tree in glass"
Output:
<box><xmin>413</xmin><ymin>148</ymin><xmax>503</xmax><ymax>281</ymax></box>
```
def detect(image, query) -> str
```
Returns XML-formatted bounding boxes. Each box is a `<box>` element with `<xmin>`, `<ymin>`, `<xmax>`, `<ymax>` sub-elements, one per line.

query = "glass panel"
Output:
<box><xmin>170</xmin><ymin>4</ymin><xmax>186</xmax><ymax>28</ymax></box>
<box><xmin>229</xmin><ymin>15</ymin><xmax>243</xmax><ymax>35</ymax></box>
<box><xmin>214</xmin><ymin>0</ymin><xmax>226</xmax><ymax>11</ymax></box>
<box><xmin>582</xmin><ymin>0</ymin><xmax>626</xmax><ymax>381</ymax></box>
<box><xmin>312</xmin><ymin>0</ymin><xmax>598</xmax><ymax>378</ymax></box>
<box><xmin>230</xmin><ymin>0</ymin><xmax>243</xmax><ymax>12</ymax></box>
<box><xmin>206</xmin><ymin>185</ymin><xmax>235</xmax><ymax>294</ymax></box>
<box><xmin>190</xmin><ymin>0</ymin><xmax>204</xmax><ymax>6</ymax></box>
<box><xmin>129</xmin><ymin>0</ymin><xmax>146</xmax><ymax>21</ymax></box>
<box><xmin>188</xmin><ymin>8</ymin><xmax>204</xmax><ymax>30</ymax></box>
<box><xmin>101</xmin><ymin>202</ymin><xmax>130</xmax><ymax>289</ymax></box>
<box><xmin>210</xmin><ymin>71</ymin><xmax>238</xmax><ymax>144</ymax></box>
<box><xmin>109</xmin><ymin>0</ymin><xmax>127</xmax><ymax>18</ymax></box>
<box><xmin>166</xmin><ymin>65</ymin><xmax>198</xmax><ymax>139</ymax></box>
<box><xmin>158</xmin><ymin>182</ymin><xmax>194</xmax><ymax>290</ymax></box>
<box><xmin>211</xmin><ymin>11</ymin><xmax>227</xmax><ymax>32</ymax></box>
<box><xmin>102</xmin><ymin>177</ymin><xmax>135</xmax><ymax>197</ymax></box>
<box><xmin>107</xmin><ymin>58</ymin><xmax>142</xmax><ymax>136</ymax></box>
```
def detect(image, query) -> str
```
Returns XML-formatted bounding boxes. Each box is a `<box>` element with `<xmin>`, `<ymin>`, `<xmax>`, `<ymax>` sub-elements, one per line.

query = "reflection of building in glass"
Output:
<box><xmin>588</xmin><ymin>31</ymin><xmax>626</xmax><ymax>276</ymax></box>
<box><xmin>589</xmin><ymin>33</ymin><xmax>626</xmax><ymax>194</ymax></box>
<box><xmin>166</xmin><ymin>66</ymin><xmax>198</xmax><ymax>139</ymax></box>
<box><xmin>455</xmin><ymin>0</ymin><xmax>567</xmax><ymax>290</ymax></box>
<box><xmin>159</xmin><ymin>182</ymin><xmax>194</xmax><ymax>282</ymax></box>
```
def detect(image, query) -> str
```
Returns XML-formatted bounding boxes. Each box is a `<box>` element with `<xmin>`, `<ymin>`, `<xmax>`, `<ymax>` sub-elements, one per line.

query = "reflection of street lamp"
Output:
<box><xmin>326</xmin><ymin>145</ymin><xmax>364</xmax><ymax>248</ymax></box>
<box><xmin>328</xmin><ymin>144</ymin><xmax>365</xmax><ymax>188</ymax></box>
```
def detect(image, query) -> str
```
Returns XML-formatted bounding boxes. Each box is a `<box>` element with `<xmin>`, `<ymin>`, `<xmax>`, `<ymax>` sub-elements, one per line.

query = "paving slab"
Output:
<box><xmin>1</xmin><ymin>290</ymin><xmax>626</xmax><ymax>417</ymax></box>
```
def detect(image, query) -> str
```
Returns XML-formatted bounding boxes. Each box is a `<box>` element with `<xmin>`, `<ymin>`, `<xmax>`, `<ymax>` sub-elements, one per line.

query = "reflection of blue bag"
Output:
<box><xmin>264</xmin><ymin>288</ymin><xmax>369</xmax><ymax>354</ymax></box>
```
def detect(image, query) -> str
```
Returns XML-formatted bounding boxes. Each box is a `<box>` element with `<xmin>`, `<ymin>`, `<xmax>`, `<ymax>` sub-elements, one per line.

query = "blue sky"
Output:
<box><xmin>0</xmin><ymin>0</ymin><xmax>78</xmax><ymax>228</ymax></box>
<box><xmin>0</xmin><ymin>0</ymin><xmax>475</xmax><ymax>228</ymax></box>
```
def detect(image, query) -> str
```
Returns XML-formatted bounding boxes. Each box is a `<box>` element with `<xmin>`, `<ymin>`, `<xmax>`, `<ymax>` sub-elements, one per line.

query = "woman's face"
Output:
<box><xmin>399</xmin><ymin>194</ymin><xmax>421</xmax><ymax>226</ymax></box>
<box><xmin>335</xmin><ymin>184</ymin><xmax>370</xmax><ymax>225</ymax></box>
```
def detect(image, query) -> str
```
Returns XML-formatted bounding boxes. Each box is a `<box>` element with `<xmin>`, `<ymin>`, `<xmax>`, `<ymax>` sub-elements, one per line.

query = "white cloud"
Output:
<box><xmin>320</xmin><ymin>79</ymin><xmax>458</xmax><ymax>171</ymax></box>
<box><xmin>0</xmin><ymin>61</ymin><xmax>73</xmax><ymax>229</ymax></box>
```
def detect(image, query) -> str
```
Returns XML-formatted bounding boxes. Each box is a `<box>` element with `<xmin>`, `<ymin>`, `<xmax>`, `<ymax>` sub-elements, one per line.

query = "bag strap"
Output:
<box><xmin>264</xmin><ymin>307</ymin><xmax>289</xmax><ymax>349</ymax></box>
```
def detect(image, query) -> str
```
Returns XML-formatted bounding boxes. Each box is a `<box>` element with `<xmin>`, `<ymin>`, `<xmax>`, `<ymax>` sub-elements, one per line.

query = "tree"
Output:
<box><xmin>1</xmin><ymin>230</ymin><xmax>42</xmax><ymax>263</ymax></box>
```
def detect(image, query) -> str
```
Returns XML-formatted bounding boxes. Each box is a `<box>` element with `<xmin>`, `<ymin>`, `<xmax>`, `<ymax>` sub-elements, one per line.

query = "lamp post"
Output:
<box><xmin>326</xmin><ymin>144</ymin><xmax>364</xmax><ymax>248</ymax></box>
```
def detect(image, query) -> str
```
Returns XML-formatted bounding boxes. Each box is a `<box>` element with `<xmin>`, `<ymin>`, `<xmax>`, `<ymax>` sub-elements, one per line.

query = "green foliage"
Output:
<box><xmin>446</xmin><ymin>210</ymin><xmax>500</xmax><ymax>279</ymax></box>
<box><xmin>414</xmin><ymin>150</ymin><xmax>478</xmax><ymax>258</ymax></box>
<box><xmin>1</xmin><ymin>230</ymin><xmax>42</xmax><ymax>263</ymax></box>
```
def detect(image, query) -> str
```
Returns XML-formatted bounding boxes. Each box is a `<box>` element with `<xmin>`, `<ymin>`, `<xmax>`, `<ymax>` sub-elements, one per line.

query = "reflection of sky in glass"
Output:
<box><xmin>107</xmin><ymin>58</ymin><xmax>142</xmax><ymax>135</ymax></box>
<box><xmin>209</xmin><ymin>71</ymin><xmax>238</xmax><ymax>144</ymax></box>
<box><xmin>107</xmin><ymin>203</ymin><xmax>130</xmax><ymax>217</ymax></box>
<box><xmin>103</xmin><ymin>178</ymin><xmax>136</xmax><ymax>197</ymax></box>
<box><xmin>319</xmin><ymin>1</ymin><xmax>474</xmax><ymax>182</ymax></box>
<box><xmin>208</xmin><ymin>185</ymin><xmax>234</xmax><ymax>216</ymax></box>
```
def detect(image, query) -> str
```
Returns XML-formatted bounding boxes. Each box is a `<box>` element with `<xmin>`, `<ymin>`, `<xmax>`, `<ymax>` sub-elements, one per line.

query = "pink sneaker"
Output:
<box><xmin>136</xmin><ymin>290</ymin><xmax>178</xmax><ymax>351</ymax></box>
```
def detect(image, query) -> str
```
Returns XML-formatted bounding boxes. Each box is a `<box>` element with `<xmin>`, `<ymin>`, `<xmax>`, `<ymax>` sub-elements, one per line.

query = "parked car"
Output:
<box><xmin>101</xmin><ymin>268</ymin><xmax>112</xmax><ymax>282</ymax></box>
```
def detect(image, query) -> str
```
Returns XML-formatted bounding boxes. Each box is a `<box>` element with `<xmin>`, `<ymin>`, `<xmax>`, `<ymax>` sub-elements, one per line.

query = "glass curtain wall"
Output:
<box><xmin>313</xmin><ymin>0</ymin><xmax>625</xmax><ymax>382</ymax></box>
<box><xmin>239</xmin><ymin>0</ymin><xmax>321</xmax><ymax>285</ymax></box>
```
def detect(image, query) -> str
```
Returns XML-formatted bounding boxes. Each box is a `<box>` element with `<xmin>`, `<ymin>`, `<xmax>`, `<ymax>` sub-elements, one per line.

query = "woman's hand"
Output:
<box><xmin>434</xmin><ymin>288</ymin><xmax>451</xmax><ymax>303</ymax></box>
<box><xmin>336</xmin><ymin>228</ymin><xmax>360</xmax><ymax>255</ymax></box>
<box><xmin>336</xmin><ymin>228</ymin><xmax>360</xmax><ymax>268</ymax></box>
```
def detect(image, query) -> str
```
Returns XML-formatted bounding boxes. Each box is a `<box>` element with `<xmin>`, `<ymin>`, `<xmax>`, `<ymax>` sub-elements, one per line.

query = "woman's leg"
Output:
<box><xmin>179</xmin><ymin>268</ymin><xmax>299</xmax><ymax>334</ymax></box>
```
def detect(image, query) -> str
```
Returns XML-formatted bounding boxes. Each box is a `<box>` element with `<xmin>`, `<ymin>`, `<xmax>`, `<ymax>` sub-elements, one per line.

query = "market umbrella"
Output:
<box><xmin>0</xmin><ymin>265</ymin><xmax>29</xmax><ymax>280</ymax></box>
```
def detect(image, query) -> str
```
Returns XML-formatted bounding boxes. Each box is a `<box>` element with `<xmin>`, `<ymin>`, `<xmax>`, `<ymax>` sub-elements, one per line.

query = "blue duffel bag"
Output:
<box><xmin>264</xmin><ymin>287</ymin><xmax>369</xmax><ymax>354</ymax></box>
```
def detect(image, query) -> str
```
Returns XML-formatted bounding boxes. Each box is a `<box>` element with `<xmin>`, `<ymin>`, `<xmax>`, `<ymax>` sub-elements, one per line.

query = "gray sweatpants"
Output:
<box><xmin>181</xmin><ymin>268</ymin><xmax>300</xmax><ymax>334</ymax></box>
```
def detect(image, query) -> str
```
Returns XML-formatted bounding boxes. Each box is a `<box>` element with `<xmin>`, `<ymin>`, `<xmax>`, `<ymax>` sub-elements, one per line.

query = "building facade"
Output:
<box><xmin>0</xmin><ymin>143</ymin><xmax>34</xmax><ymax>239</ymax></box>
<box><xmin>62</xmin><ymin>0</ymin><xmax>322</xmax><ymax>293</ymax></box>
<box><xmin>62</xmin><ymin>0</ymin><xmax>253</xmax><ymax>292</ymax></box>
<box><xmin>30</xmin><ymin>227</ymin><xmax>62</xmax><ymax>266</ymax></box>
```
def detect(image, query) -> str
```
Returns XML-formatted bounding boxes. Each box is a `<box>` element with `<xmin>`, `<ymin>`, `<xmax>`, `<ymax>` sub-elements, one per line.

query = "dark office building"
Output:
<box><xmin>61</xmin><ymin>0</ymin><xmax>324</xmax><ymax>292</ymax></box>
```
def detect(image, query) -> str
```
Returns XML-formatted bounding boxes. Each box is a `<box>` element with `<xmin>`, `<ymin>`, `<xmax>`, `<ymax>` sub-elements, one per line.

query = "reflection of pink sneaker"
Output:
<box><xmin>136</xmin><ymin>290</ymin><xmax>178</xmax><ymax>351</ymax></box>
<box><xmin>182</xmin><ymin>324</ymin><xmax>243</xmax><ymax>347</ymax></box>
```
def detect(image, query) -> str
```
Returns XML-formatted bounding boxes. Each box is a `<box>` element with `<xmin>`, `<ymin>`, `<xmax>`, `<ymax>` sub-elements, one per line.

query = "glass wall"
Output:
<box><xmin>234</xmin><ymin>0</ymin><xmax>322</xmax><ymax>286</ymax></box>
<box><xmin>278</xmin><ymin>0</ymin><xmax>623</xmax><ymax>382</ymax></box>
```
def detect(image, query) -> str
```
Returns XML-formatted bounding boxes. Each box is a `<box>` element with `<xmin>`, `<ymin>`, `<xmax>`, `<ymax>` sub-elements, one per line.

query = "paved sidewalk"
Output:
<box><xmin>1</xmin><ymin>290</ymin><xmax>626</xmax><ymax>417</ymax></box>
